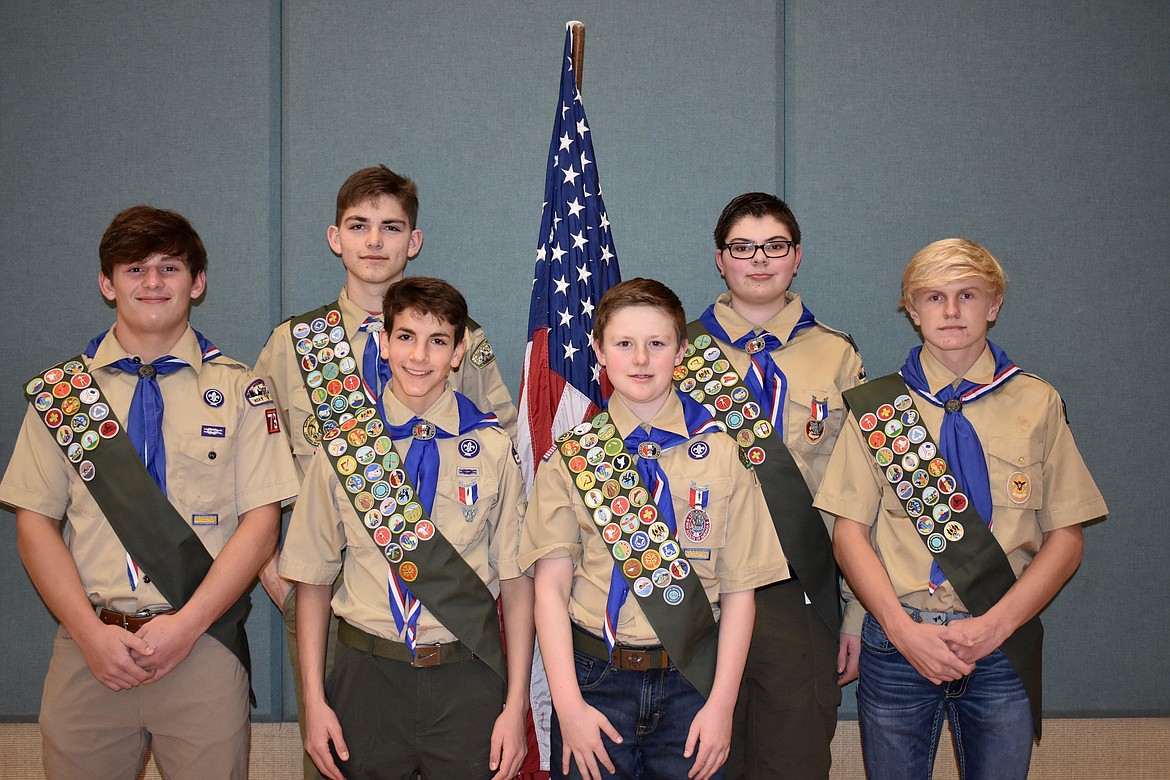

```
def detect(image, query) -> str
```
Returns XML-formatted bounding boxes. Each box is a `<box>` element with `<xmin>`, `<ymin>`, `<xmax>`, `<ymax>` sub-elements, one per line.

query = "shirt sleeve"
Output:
<box><xmin>518</xmin><ymin>452</ymin><xmax>583</xmax><ymax>570</ymax></box>
<box><xmin>278</xmin><ymin>449</ymin><xmax>346</xmax><ymax>585</ymax></box>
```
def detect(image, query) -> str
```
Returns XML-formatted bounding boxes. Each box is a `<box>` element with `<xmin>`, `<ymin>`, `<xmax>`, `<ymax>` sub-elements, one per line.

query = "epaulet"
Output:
<box><xmin>813</xmin><ymin>320</ymin><xmax>862</xmax><ymax>356</ymax></box>
<box><xmin>466</xmin><ymin>313</ymin><xmax>482</xmax><ymax>332</ymax></box>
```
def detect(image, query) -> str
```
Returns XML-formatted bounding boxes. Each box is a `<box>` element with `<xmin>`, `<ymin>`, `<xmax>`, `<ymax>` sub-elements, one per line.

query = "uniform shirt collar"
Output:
<box><xmin>714</xmin><ymin>290</ymin><xmax>803</xmax><ymax>344</ymax></box>
<box><xmin>91</xmin><ymin>324</ymin><xmax>204</xmax><ymax>374</ymax></box>
<box><xmin>919</xmin><ymin>342</ymin><xmax>997</xmax><ymax>395</ymax></box>
<box><xmin>606</xmin><ymin>391</ymin><xmax>690</xmax><ymax>440</ymax></box>
<box><xmin>338</xmin><ymin>286</ymin><xmax>383</xmax><ymax>340</ymax></box>
<box><xmin>381</xmin><ymin>383</ymin><xmax>460</xmax><ymax>430</ymax></box>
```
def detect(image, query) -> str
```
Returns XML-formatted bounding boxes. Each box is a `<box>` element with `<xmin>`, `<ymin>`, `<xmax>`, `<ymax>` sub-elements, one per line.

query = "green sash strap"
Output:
<box><xmin>24</xmin><ymin>358</ymin><xmax>252</xmax><ymax>688</ymax></box>
<box><xmin>289</xmin><ymin>305</ymin><xmax>506</xmax><ymax>682</ymax></box>
<box><xmin>556</xmin><ymin>411</ymin><xmax>718</xmax><ymax>699</ymax></box>
<box><xmin>845</xmin><ymin>374</ymin><xmax>1043</xmax><ymax>737</ymax></box>
<box><xmin>677</xmin><ymin>320</ymin><xmax>841</xmax><ymax>636</ymax></box>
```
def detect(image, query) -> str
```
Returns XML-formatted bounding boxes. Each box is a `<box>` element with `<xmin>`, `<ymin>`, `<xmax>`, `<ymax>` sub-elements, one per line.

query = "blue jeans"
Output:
<box><xmin>857</xmin><ymin>613</ymin><xmax>1034</xmax><ymax>780</ymax></box>
<box><xmin>550</xmin><ymin>649</ymin><xmax>724</xmax><ymax>780</ymax></box>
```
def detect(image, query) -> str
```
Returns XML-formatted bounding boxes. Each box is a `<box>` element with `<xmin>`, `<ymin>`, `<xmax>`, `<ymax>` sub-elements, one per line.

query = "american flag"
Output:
<box><xmin>517</xmin><ymin>23</ymin><xmax>622</xmax><ymax>489</ymax></box>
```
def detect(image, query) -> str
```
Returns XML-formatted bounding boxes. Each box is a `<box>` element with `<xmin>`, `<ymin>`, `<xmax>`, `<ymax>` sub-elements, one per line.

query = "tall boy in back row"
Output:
<box><xmin>679</xmin><ymin>193</ymin><xmax>865</xmax><ymax>779</ymax></box>
<box><xmin>253</xmin><ymin>165</ymin><xmax>518</xmax><ymax>779</ymax></box>
<box><xmin>815</xmin><ymin>239</ymin><xmax>1107</xmax><ymax>779</ymax></box>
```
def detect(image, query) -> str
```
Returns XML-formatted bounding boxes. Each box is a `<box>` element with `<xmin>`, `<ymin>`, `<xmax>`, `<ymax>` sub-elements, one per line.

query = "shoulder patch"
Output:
<box><xmin>245</xmin><ymin>378</ymin><xmax>273</xmax><ymax>407</ymax></box>
<box><xmin>469</xmin><ymin>337</ymin><xmax>496</xmax><ymax>369</ymax></box>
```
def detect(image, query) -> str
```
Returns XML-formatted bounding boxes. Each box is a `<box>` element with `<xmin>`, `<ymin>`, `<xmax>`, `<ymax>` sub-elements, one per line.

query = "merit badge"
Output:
<box><xmin>943</xmin><ymin>521</ymin><xmax>964</xmax><ymax>542</ymax></box>
<box><xmin>1009</xmin><ymin>472</ymin><xmax>1031</xmax><ymax>504</ymax></box>
<box><xmin>807</xmin><ymin>396</ymin><xmax>828</xmax><ymax>443</ymax></box>
<box><xmin>79</xmin><ymin>461</ymin><xmax>96</xmax><ymax>482</ymax></box>
<box><xmin>948</xmin><ymin>493</ymin><xmax>969</xmax><ymax>513</ymax></box>
<box><xmin>747</xmin><ymin>446</ymin><xmax>765</xmax><ymax>465</ymax></box>
<box><xmin>203</xmin><ymin>388</ymin><xmax>224</xmax><ymax>408</ymax></box>
<box><xmin>694</xmin><ymin>334</ymin><xmax>712</xmax><ymax>349</ymax></box>
<box><xmin>663</xmin><ymin>585</ymin><xmax>684</xmax><ymax>605</ymax></box>
<box><xmin>634</xmin><ymin>577</ymin><xmax>654</xmax><ymax>598</ymax></box>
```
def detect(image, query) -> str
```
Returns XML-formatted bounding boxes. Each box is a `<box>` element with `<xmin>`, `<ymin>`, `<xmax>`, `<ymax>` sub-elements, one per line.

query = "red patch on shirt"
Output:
<box><xmin>266</xmin><ymin>408</ymin><xmax>281</xmax><ymax>435</ymax></box>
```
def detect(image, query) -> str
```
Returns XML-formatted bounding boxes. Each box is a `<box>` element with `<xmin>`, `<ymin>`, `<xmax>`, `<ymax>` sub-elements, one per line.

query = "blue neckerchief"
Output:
<box><xmin>603</xmin><ymin>391</ymin><xmax>718</xmax><ymax>652</ymax></box>
<box><xmin>85</xmin><ymin>329</ymin><xmax>220</xmax><ymax>494</ymax></box>
<box><xmin>379</xmin><ymin>390</ymin><xmax>500</xmax><ymax>652</ymax></box>
<box><xmin>899</xmin><ymin>341</ymin><xmax>1020</xmax><ymax>591</ymax></box>
<box><xmin>359</xmin><ymin>317</ymin><xmax>392</xmax><ymax>400</ymax></box>
<box><xmin>699</xmin><ymin>302</ymin><xmax>816</xmax><ymax>430</ymax></box>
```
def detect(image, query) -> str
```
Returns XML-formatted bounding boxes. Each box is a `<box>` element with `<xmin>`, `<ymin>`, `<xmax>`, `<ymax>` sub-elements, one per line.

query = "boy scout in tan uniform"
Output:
<box><xmin>522</xmin><ymin>279</ymin><xmax>789</xmax><ymax>780</ymax></box>
<box><xmin>253</xmin><ymin>165</ymin><xmax>518</xmax><ymax>779</ymax></box>
<box><xmin>279</xmin><ymin>277</ymin><xmax>533</xmax><ymax>780</ymax></box>
<box><xmin>687</xmin><ymin>193</ymin><xmax>864</xmax><ymax>779</ymax></box>
<box><xmin>0</xmin><ymin>206</ymin><xmax>298</xmax><ymax>780</ymax></box>
<box><xmin>816</xmin><ymin>238</ymin><xmax>1108</xmax><ymax>779</ymax></box>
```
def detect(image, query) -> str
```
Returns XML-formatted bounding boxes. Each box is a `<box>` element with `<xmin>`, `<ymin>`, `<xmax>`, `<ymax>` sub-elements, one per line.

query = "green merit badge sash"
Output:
<box><xmin>844</xmin><ymin>374</ymin><xmax>1044</xmax><ymax>736</ymax></box>
<box><xmin>557</xmin><ymin>411</ymin><xmax>718</xmax><ymax>699</ymax></box>
<box><xmin>24</xmin><ymin>359</ymin><xmax>253</xmax><ymax>684</ymax></box>
<box><xmin>676</xmin><ymin>321</ymin><xmax>841</xmax><ymax>636</ymax></box>
<box><xmin>290</xmin><ymin>305</ymin><xmax>506</xmax><ymax>682</ymax></box>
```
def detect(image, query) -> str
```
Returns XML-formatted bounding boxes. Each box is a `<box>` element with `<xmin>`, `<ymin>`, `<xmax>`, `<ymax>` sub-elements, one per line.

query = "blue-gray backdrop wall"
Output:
<box><xmin>2</xmin><ymin>1</ymin><xmax>1165</xmax><ymax>721</ymax></box>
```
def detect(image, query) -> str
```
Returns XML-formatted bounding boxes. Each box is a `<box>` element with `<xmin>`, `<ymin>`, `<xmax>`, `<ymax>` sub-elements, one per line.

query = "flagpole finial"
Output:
<box><xmin>567</xmin><ymin>21</ymin><xmax>585</xmax><ymax>93</ymax></box>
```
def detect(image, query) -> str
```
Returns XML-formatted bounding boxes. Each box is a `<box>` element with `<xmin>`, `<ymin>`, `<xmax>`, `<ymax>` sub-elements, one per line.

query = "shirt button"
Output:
<box><xmin>209</xmin><ymin>451</ymin><xmax>217</xmax><ymax>460</ymax></box>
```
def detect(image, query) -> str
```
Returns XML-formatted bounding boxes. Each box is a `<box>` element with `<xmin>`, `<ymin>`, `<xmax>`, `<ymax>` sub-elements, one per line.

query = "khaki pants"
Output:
<box><xmin>40</xmin><ymin>626</ymin><xmax>250</xmax><ymax>780</ymax></box>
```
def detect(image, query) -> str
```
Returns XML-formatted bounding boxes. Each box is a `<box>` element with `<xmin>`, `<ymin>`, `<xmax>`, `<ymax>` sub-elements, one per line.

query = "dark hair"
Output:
<box><xmin>335</xmin><ymin>165</ymin><xmax>419</xmax><ymax>229</ymax></box>
<box><xmin>594</xmin><ymin>278</ymin><xmax>686</xmax><ymax>347</ymax></box>
<box><xmin>99</xmin><ymin>205</ymin><xmax>207</xmax><ymax>280</ymax></box>
<box><xmin>713</xmin><ymin>192</ymin><xmax>801</xmax><ymax>248</ymax></box>
<box><xmin>382</xmin><ymin>277</ymin><xmax>467</xmax><ymax>346</ymax></box>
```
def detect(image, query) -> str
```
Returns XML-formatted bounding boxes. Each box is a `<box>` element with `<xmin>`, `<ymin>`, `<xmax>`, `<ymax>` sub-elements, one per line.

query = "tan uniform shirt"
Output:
<box><xmin>278</xmin><ymin>385</ymin><xmax>527</xmax><ymax>644</ymax></box>
<box><xmin>709</xmin><ymin>291</ymin><xmax>867</xmax><ymax>632</ymax></box>
<box><xmin>519</xmin><ymin>392</ymin><xmax>789</xmax><ymax>646</ymax></box>
<box><xmin>814</xmin><ymin>345</ymin><xmax>1108</xmax><ymax>614</ymax></box>
<box><xmin>255</xmin><ymin>286</ymin><xmax>519</xmax><ymax>479</ymax></box>
<box><xmin>0</xmin><ymin>325</ymin><xmax>300</xmax><ymax>614</ymax></box>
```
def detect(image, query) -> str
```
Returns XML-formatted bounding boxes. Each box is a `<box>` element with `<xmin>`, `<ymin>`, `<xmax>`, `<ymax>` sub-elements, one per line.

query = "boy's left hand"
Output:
<box><xmin>683</xmin><ymin>701</ymin><xmax>732</xmax><ymax>780</ymax></box>
<box><xmin>488</xmin><ymin>702</ymin><xmax>527</xmax><ymax>780</ymax></box>
<box><xmin>945</xmin><ymin>615</ymin><xmax>1009</xmax><ymax>664</ymax></box>
<box><xmin>132</xmin><ymin>612</ymin><xmax>202</xmax><ymax>682</ymax></box>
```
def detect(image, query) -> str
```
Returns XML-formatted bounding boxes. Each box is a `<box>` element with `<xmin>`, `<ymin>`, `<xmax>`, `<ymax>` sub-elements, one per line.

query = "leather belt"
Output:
<box><xmin>97</xmin><ymin>607</ymin><xmax>174</xmax><ymax>632</ymax></box>
<box><xmin>572</xmin><ymin>623</ymin><xmax>671</xmax><ymax>671</ymax></box>
<box><xmin>338</xmin><ymin>619</ymin><xmax>474</xmax><ymax>668</ymax></box>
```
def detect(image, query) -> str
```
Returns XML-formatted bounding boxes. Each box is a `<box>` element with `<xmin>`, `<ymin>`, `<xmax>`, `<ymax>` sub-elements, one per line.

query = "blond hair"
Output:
<box><xmin>900</xmin><ymin>238</ymin><xmax>1007</xmax><ymax>311</ymax></box>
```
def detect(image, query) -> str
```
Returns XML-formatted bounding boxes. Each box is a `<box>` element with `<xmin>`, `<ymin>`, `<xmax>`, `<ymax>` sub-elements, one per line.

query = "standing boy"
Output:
<box><xmin>253</xmin><ymin>165</ymin><xmax>518</xmax><ymax>778</ymax></box>
<box><xmin>279</xmin><ymin>277</ymin><xmax>533</xmax><ymax>779</ymax></box>
<box><xmin>816</xmin><ymin>239</ymin><xmax>1108</xmax><ymax>779</ymax></box>
<box><xmin>0</xmin><ymin>206</ymin><xmax>298</xmax><ymax>779</ymax></box>
<box><xmin>680</xmin><ymin>193</ymin><xmax>865</xmax><ymax>779</ymax></box>
<box><xmin>522</xmin><ymin>278</ymin><xmax>789</xmax><ymax>780</ymax></box>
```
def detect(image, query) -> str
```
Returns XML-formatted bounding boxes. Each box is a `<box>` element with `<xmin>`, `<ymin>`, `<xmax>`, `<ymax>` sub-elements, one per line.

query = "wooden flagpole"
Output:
<box><xmin>569</xmin><ymin>20</ymin><xmax>585</xmax><ymax>93</ymax></box>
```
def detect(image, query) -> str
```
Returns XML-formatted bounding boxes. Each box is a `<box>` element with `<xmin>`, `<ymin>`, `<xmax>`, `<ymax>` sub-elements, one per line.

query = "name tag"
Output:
<box><xmin>192</xmin><ymin>513</ymin><xmax>219</xmax><ymax>526</ymax></box>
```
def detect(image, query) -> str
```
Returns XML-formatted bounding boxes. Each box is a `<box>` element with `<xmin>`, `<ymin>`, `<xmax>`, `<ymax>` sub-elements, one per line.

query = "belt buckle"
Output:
<box><xmin>616</xmin><ymin>648</ymin><xmax>649</xmax><ymax>671</ymax></box>
<box><xmin>413</xmin><ymin>644</ymin><xmax>443</xmax><ymax>668</ymax></box>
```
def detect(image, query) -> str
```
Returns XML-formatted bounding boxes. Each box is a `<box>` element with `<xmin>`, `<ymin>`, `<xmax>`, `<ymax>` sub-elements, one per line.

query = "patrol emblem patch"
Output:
<box><xmin>469</xmin><ymin>338</ymin><xmax>496</xmax><ymax>368</ymax></box>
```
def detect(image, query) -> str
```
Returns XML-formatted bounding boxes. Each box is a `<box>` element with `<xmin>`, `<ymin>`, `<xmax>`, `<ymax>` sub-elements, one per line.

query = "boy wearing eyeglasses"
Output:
<box><xmin>679</xmin><ymin>192</ymin><xmax>866</xmax><ymax>779</ymax></box>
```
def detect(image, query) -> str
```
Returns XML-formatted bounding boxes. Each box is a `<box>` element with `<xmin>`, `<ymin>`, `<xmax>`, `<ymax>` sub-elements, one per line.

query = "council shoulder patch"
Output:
<box><xmin>245</xmin><ymin>378</ymin><xmax>273</xmax><ymax>407</ymax></box>
<box><xmin>469</xmin><ymin>338</ymin><xmax>496</xmax><ymax>369</ymax></box>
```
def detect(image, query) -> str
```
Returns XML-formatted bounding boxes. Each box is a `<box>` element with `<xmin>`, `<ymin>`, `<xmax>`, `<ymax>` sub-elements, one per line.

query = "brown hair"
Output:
<box><xmin>713</xmin><ymin>192</ymin><xmax>801</xmax><ymax>248</ymax></box>
<box><xmin>594</xmin><ymin>278</ymin><xmax>686</xmax><ymax>347</ymax></box>
<box><xmin>99</xmin><ymin>205</ymin><xmax>207</xmax><ymax>280</ymax></box>
<box><xmin>382</xmin><ymin>277</ymin><xmax>467</xmax><ymax>346</ymax></box>
<box><xmin>335</xmin><ymin>165</ymin><xmax>419</xmax><ymax>229</ymax></box>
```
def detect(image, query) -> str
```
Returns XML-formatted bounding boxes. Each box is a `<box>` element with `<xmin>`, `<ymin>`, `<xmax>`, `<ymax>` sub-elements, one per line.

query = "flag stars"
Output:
<box><xmin>577</xmin><ymin>119</ymin><xmax>589</xmax><ymax>136</ymax></box>
<box><xmin>600</xmin><ymin>244</ymin><xmax>614</xmax><ymax>263</ymax></box>
<box><xmin>553</xmin><ymin>275</ymin><xmax>570</xmax><ymax>295</ymax></box>
<box><xmin>562</xmin><ymin>166</ymin><xmax>580</xmax><ymax>185</ymax></box>
<box><xmin>536</xmin><ymin>245</ymin><xmax>547</xmax><ymax>262</ymax></box>
<box><xmin>550</xmin><ymin>244</ymin><xmax>567</xmax><ymax>263</ymax></box>
<box><xmin>576</xmin><ymin>263</ymin><xmax>593</xmax><ymax>283</ymax></box>
<box><xmin>591</xmin><ymin>363</ymin><xmax>601</xmax><ymax>383</ymax></box>
<box><xmin>566</xmin><ymin>198</ymin><xmax>584</xmax><ymax>218</ymax></box>
<box><xmin>600</xmin><ymin>212</ymin><xmax>610</xmax><ymax>231</ymax></box>
<box><xmin>572</xmin><ymin>231</ymin><xmax>589</xmax><ymax>251</ymax></box>
<box><xmin>580</xmin><ymin>151</ymin><xmax>592</xmax><ymax>170</ymax></box>
<box><xmin>581</xmin><ymin>298</ymin><xmax>595</xmax><ymax>317</ymax></box>
<box><xmin>558</xmin><ymin>309</ymin><xmax>574</xmax><ymax>327</ymax></box>
<box><xmin>559</xmin><ymin>132</ymin><xmax>573</xmax><ymax>152</ymax></box>
<box><xmin>563</xmin><ymin>342</ymin><xmax>580</xmax><ymax>361</ymax></box>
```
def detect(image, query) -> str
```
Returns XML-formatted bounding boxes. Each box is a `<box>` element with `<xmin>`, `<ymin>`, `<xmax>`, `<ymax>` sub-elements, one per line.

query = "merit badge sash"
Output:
<box><xmin>677</xmin><ymin>319</ymin><xmax>841</xmax><ymax>636</ymax></box>
<box><xmin>557</xmin><ymin>410</ymin><xmax>718</xmax><ymax>699</ymax></box>
<box><xmin>844</xmin><ymin>374</ymin><xmax>1044</xmax><ymax>736</ymax></box>
<box><xmin>24</xmin><ymin>359</ymin><xmax>253</xmax><ymax>684</ymax></box>
<box><xmin>290</xmin><ymin>306</ymin><xmax>506</xmax><ymax>681</ymax></box>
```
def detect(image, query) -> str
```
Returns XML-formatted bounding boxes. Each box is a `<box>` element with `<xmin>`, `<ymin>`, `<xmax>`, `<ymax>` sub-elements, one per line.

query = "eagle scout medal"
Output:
<box><xmin>683</xmin><ymin>482</ymin><xmax>711</xmax><ymax>543</ymax></box>
<box><xmin>807</xmin><ymin>396</ymin><xmax>828</xmax><ymax>443</ymax></box>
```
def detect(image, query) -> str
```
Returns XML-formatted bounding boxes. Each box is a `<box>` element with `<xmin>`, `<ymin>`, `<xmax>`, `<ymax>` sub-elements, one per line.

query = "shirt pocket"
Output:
<box><xmin>433</xmin><ymin>473</ymin><xmax>500</xmax><ymax>549</ymax></box>
<box><xmin>783</xmin><ymin>385</ymin><xmax>844</xmax><ymax>458</ymax></box>
<box><xmin>668</xmin><ymin>472</ymin><xmax>731</xmax><ymax>562</ymax></box>
<box><xmin>986</xmin><ymin>436</ymin><xmax>1044</xmax><ymax>511</ymax></box>
<box><xmin>173</xmin><ymin>431</ymin><xmax>234</xmax><ymax>508</ymax></box>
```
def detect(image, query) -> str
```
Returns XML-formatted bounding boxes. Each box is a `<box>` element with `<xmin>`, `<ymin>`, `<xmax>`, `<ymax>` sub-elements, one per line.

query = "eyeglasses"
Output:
<box><xmin>721</xmin><ymin>240</ymin><xmax>795</xmax><ymax>260</ymax></box>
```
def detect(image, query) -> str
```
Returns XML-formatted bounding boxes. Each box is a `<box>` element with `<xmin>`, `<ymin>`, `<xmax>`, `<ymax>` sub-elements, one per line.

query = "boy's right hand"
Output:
<box><xmin>305</xmin><ymin>699</ymin><xmax>349</xmax><ymax>780</ymax></box>
<box><xmin>558</xmin><ymin>698</ymin><xmax>623</xmax><ymax>780</ymax></box>
<box><xmin>887</xmin><ymin>618</ymin><xmax>975</xmax><ymax>684</ymax></box>
<box><xmin>77</xmin><ymin>622</ymin><xmax>156</xmax><ymax>691</ymax></box>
